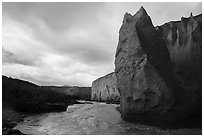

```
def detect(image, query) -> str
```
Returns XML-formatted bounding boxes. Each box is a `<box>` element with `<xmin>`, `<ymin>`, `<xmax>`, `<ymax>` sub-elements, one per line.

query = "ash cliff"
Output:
<box><xmin>114</xmin><ymin>6</ymin><xmax>202</xmax><ymax>125</ymax></box>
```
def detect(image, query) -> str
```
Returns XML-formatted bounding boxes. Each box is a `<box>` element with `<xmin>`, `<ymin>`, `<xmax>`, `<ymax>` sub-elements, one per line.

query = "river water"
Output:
<box><xmin>14</xmin><ymin>101</ymin><xmax>201</xmax><ymax>135</ymax></box>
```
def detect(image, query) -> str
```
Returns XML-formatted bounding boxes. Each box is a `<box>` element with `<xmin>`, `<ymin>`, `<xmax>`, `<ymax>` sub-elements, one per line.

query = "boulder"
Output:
<box><xmin>91</xmin><ymin>72</ymin><xmax>120</xmax><ymax>103</ymax></box>
<box><xmin>114</xmin><ymin>6</ymin><xmax>202</xmax><ymax>124</ymax></box>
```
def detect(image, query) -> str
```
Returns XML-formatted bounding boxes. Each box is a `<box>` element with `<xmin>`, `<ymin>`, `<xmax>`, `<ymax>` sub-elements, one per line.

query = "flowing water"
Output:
<box><xmin>14</xmin><ymin>101</ymin><xmax>201</xmax><ymax>135</ymax></box>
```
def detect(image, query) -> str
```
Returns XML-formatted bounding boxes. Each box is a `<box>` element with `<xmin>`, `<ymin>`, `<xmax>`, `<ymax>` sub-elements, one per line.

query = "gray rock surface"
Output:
<box><xmin>158</xmin><ymin>14</ymin><xmax>202</xmax><ymax>114</ymax></box>
<box><xmin>91</xmin><ymin>72</ymin><xmax>120</xmax><ymax>103</ymax></box>
<box><xmin>114</xmin><ymin>6</ymin><xmax>202</xmax><ymax>123</ymax></box>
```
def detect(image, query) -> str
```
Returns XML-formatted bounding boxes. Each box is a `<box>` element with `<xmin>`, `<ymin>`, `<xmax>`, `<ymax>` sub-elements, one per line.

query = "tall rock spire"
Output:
<box><xmin>138</xmin><ymin>6</ymin><xmax>148</xmax><ymax>15</ymax></box>
<box><xmin>115</xmin><ymin>6</ymin><xmax>177</xmax><ymax>123</ymax></box>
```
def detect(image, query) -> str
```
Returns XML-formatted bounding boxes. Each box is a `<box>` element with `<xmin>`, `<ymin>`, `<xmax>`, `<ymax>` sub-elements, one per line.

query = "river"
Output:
<box><xmin>14</xmin><ymin>101</ymin><xmax>201</xmax><ymax>135</ymax></box>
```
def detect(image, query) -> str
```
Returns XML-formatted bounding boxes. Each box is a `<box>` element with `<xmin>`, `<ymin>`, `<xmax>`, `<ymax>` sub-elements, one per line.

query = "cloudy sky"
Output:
<box><xmin>2</xmin><ymin>2</ymin><xmax>202</xmax><ymax>86</ymax></box>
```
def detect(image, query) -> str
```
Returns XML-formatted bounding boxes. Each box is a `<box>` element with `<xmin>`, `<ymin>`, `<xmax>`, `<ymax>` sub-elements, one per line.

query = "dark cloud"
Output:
<box><xmin>3</xmin><ymin>2</ymin><xmax>114</xmax><ymax>67</ymax></box>
<box><xmin>2</xmin><ymin>47</ymin><xmax>36</xmax><ymax>66</ymax></box>
<box><xmin>69</xmin><ymin>45</ymin><xmax>113</xmax><ymax>65</ymax></box>
<box><xmin>2</xmin><ymin>47</ymin><xmax>14</xmax><ymax>64</ymax></box>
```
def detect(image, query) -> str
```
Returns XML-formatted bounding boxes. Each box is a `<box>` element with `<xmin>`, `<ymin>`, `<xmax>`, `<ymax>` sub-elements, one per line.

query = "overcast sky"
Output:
<box><xmin>2</xmin><ymin>2</ymin><xmax>202</xmax><ymax>86</ymax></box>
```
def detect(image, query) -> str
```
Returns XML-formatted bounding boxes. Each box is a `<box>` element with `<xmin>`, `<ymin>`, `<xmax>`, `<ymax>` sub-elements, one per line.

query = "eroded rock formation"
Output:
<box><xmin>158</xmin><ymin>14</ymin><xmax>202</xmax><ymax>114</ymax></box>
<box><xmin>91</xmin><ymin>72</ymin><xmax>120</xmax><ymax>103</ymax></box>
<box><xmin>114</xmin><ymin>7</ymin><xmax>202</xmax><ymax>124</ymax></box>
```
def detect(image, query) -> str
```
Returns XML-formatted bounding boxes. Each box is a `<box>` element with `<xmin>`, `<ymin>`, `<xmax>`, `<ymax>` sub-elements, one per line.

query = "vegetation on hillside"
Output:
<box><xmin>2</xmin><ymin>76</ymin><xmax>81</xmax><ymax>112</ymax></box>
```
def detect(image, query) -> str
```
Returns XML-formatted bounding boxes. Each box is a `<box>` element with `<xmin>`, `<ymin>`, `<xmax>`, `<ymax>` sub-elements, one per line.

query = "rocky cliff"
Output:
<box><xmin>114</xmin><ymin>6</ymin><xmax>202</xmax><ymax>124</ymax></box>
<box><xmin>91</xmin><ymin>72</ymin><xmax>120</xmax><ymax>103</ymax></box>
<box><xmin>158</xmin><ymin>14</ymin><xmax>202</xmax><ymax>112</ymax></box>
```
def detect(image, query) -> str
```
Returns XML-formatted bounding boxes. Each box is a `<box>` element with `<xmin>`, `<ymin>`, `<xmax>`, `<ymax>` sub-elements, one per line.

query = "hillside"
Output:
<box><xmin>2</xmin><ymin>75</ymin><xmax>91</xmax><ymax>112</ymax></box>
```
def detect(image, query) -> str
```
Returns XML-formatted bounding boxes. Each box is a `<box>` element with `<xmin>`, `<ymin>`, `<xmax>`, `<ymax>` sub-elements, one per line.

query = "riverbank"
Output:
<box><xmin>2</xmin><ymin>100</ymin><xmax>85</xmax><ymax>135</ymax></box>
<box><xmin>2</xmin><ymin>107</ymin><xmax>26</xmax><ymax>135</ymax></box>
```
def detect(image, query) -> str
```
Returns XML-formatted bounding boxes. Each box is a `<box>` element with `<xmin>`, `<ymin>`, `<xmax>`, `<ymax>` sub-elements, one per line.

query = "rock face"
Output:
<box><xmin>91</xmin><ymin>72</ymin><xmax>120</xmax><ymax>103</ymax></box>
<box><xmin>158</xmin><ymin>14</ymin><xmax>202</xmax><ymax>113</ymax></box>
<box><xmin>115</xmin><ymin>6</ymin><xmax>202</xmax><ymax>124</ymax></box>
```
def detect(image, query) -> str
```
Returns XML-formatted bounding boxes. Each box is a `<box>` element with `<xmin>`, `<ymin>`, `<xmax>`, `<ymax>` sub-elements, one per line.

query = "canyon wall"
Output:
<box><xmin>114</xmin><ymin>7</ymin><xmax>202</xmax><ymax>124</ymax></box>
<box><xmin>91</xmin><ymin>72</ymin><xmax>120</xmax><ymax>103</ymax></box>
